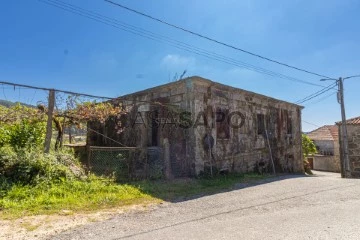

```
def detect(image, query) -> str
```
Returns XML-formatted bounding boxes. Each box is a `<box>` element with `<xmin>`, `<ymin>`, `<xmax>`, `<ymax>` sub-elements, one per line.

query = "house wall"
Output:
<box><xmin>340</xmin><ymin>125</ymin><xmax>360</xmax><ymax>177</ymax></box>
<box><xmin>310</xmin><ymin>139</ymin><xmax>340</xmax><ymax>172</ymax></box>
<box><xmin>191</xmin><ymin>78</ymin><xmax>303</xmax><ymax>175</ymax></box>
<box><xmin>87</xmin><ymin>79</ymin><xmax>196</xmax><ymax>178</ymax></box>
<box><xmin>311</xmin><ymin>155</ymin><xmax>340</xmax><ymax>172</ymax></box>
<box><xmin>87</xmin><ymin>77</ymin><xmax>304</xmax><ymax>178</ymax></box>
<box><xmin>313</xmin><ymin>140</ymin><xmax>334</xmax><ymax>155</ymax></box>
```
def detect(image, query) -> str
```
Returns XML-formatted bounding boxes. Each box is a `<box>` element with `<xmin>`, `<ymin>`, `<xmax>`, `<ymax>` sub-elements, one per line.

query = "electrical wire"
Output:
<box><xmin>38</xmin><ymin>0</ymin><xmax>325</xmax><ymax>88</ymax></box>
<box><xmin>294</xmin><ymin>83</ymin><xmax>337</xmax><ymax>104</ymax></box>
<box><xmin>344</xmin><ymin>75</ymin><xmax>360</xmax><ymax>80</ymax></box>
<box><xmin>303</xmin><ymin>92</ymin><xmax>337</xmax><ymax>108</ymax></box>
<box><xmin>302</xmin><ymin>120</ymin><xmax>321</xmax><ymax>128</ymax></box>
<box><xmin>104</xmin><ymin>0</ymin><xmax>333</xmax><ymax>80</ymax></box>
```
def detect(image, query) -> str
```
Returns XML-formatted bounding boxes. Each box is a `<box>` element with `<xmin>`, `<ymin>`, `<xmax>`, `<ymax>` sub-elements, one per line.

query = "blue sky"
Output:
<box><xmin>1</xmin><ymin>0</ymin><xmax>360</xmax><ymax>132</ymax></box>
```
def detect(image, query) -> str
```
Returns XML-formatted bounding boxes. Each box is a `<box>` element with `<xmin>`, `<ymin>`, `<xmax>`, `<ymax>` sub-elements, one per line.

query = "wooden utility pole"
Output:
<box><xmin>338</xmin><ymin>78</ymin><xmax>351</xmax><ymax>177</ymax></box>
<box><xmin>321</xmin><ymin>76</ymin><xmax>360</xmax><ymax>178</ymax></box>
<box><xmin>44</xmin><ymin>90</ymin><xmax>55</xmax><ymax>153</ymax></box>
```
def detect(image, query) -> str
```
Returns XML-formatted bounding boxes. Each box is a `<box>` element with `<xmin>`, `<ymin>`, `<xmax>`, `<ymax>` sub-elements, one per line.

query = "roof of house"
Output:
<box><xmin>116</xmin><ymin>76</ymin><xmax>303</xmax><ymax>108</ymax></box>
<box><xmin>336</xmin><ymin>116</ymin><xmax>360</xmax><ymax>125</ymax></box>
<box><xmin>307</xmin><ymin>125</ymin><xmax>338</xmax><ymax>141</ymax></box>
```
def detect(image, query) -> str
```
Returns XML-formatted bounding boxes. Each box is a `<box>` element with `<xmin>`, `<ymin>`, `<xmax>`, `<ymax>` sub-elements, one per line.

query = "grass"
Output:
<box><xmin>0</xmin><ymin>173</ymin><xmax>269</xmax><ymax>219</ymax></box>
<box><xmin>0</xmin><ymin>178</ymin><xmax>157</xmax><ymax>219</ymax></box>
<box><xmin>136</xmin><ymin>173</ymin><xmax>268</xmax><ymax>200</ymax></box>
<box><xmin>19</xmin><ymin>222</ymin><xmax>41</xmax><ymax>231</ymax></box>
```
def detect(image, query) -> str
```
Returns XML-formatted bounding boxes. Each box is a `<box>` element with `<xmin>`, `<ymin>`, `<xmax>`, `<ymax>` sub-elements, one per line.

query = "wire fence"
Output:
<box><xmin>87</xmin><ymin>146</ymin><xmax>164</xmax><ymax>181</ymax></box>
<box><xmin>0</xmin><ymin>81</ymin><xmax>117</xmax><ymax>149</ymax></box>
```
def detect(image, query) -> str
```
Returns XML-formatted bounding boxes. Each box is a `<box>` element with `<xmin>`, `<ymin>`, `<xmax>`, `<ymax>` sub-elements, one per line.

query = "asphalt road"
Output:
<box><xmin>50</xmin><ymin>171</ymin><xmax>360</xmax><ymax>240</ymax></box>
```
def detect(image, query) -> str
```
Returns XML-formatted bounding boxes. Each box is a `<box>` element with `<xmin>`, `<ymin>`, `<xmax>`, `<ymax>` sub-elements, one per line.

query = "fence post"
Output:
<box><xmin>163</xmin><ymin>138</ymin><xmax>172</xmax><ymax>179</ymax></box>
<box><xmin>44</xmin><ymin>89</ymin><xmax>55</xmax><ymax>153</ymax></box>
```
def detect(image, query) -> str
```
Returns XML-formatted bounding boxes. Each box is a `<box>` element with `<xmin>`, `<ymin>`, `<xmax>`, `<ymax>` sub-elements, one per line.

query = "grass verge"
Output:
<box><xmin>137</xmin><ymin>173</ymin><xmax>269</xmax><ymax>201</ymax></box>
<box><xmin>0</xmin><ymin>173</ymin><xmax>269</xmax><ymax>219</ymax></box>
<box><xmin>0</xmin><ymin>178</ymin><xmax>157</xmax><ymax>219</ymax></box>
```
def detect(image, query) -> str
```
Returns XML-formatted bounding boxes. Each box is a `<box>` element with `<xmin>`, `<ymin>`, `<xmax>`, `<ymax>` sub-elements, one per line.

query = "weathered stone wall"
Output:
<box><xmin>191</xmin><ymin>78</ymin><xmax>303</xmax><ymax>175</ymax></box>
<box><xmin>340</xmin><ymin>125</ymin><xmax>360</xmax><ymax>176</ymax></box>
<box><xmin>88</xmin><ymin>76</ymin><xmax>303</xmax><ymax>178</ymax></box>
<box><xmin>88</xmin><ymin>79</ymin><xmax>196</xmax><ymax>178</ymax></box>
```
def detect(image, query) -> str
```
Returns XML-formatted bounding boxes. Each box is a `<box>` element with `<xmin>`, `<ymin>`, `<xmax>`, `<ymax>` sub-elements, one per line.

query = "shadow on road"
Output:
<box><xmin>126</xmin><ymin>173</ymin><xmax>310</xmax><ymax>203</ymax></box>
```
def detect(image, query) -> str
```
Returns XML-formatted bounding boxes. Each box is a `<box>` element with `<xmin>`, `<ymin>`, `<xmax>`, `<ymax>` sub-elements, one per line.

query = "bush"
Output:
<box><xmin>0</xmin><ymin>147</ymin><xmax>81</xmax><ymax>190</ymax></box>
<box><xmin>9</xmin><ymin>120</ymin><xmax>46</xmax><ymax>151</ymax></box>
<box><xmin>0</xmin><ymin>126</ymin><xmax>11</xmax><ymax>148</ymax></box>
<box><xmin>0</xmin><ymin>120</ymin><xmax>46</xmax><ymax>151</ymax></box>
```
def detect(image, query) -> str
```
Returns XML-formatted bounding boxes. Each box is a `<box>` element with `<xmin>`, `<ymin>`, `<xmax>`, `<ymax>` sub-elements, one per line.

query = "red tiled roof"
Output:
<box><xmin>307</xmin><ymin>125</ymin><xmax>338</xmax><ymax>141</ymax></box>
<box><xmin>328</xmin><ymin>125</ymin><xmax>339</xmax><ymax>139</ymax></box>
<box><xmin>336</xmin><ymin>116</ymin><xmax>360</xmax><ymax>125</ymax></box>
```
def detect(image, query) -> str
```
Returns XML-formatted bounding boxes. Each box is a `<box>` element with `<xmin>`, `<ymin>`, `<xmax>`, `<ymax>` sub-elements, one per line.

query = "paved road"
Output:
<box><xmin>50</xmin><ymin>171</ymin><xmax>360</xmax><ymax>240</ymax></box>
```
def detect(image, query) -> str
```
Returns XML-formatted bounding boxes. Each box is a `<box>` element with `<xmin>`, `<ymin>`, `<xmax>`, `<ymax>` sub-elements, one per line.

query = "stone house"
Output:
<box><xmin>306</xmin><ymin>125</ymin><xmax>340</xmax><ymax>172</ymax></box>
<box><xmin>88</xmin><ymin>76</ymin><xmax>304</xmax><ymax>178</ymax></box>
<box><xmin>338</xmin><ymin>116</ymin><xmax>360</xmax><ymax>177</ymax></box>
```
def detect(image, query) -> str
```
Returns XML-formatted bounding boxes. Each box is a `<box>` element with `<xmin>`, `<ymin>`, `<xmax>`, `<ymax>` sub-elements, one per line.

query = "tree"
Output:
<box><xmin>0</xmin><ymin>105</ymin><xmax>46</xmax><ymax>151</ymax></box>
<box><xmin>0</xmin><ymin>99</ymin><xmax>124</xmax><ymax>151</ymax></box>
<box><xmin>302</xmin><ymin>134</ymin><xmax>317</xmax><ymax>175</ymax></box>
<box><xmin>38</xmin><ymin>99</ymin><xmax>124</xmax><ymax>151</ymax></box>
<box><xmin>302</xmin><ymin>134</ymin><xmax>317</xmax><ymax>157</ymax></box>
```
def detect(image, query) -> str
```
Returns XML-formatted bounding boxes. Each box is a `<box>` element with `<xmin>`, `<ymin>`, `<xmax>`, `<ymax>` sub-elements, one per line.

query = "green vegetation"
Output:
<box><xmin>0</xmin><ymin>99</ymin><xmax>35</xmax><ymax>108</ymax></box>
<box><xmin>302</xmin><ymin>134</ymin><xmax>317</xmax><ymax>174</ymax></box>
<box><xmin>136</xmin><ymin>173</ymin><xmax>268</xmax><ymax>201</ymax></box>
<box><xmin>0</xmin><ymin>177</ymin><xmax>155</xmax><ymax>219</ymax></box>
<box><xmin>302</xmin><ymin>134</ymin><xmax>317</xmax><ymax>157</ymax></box>
<box><xmin>0</xmin><ymin>104</ymin><xmax>269</xmax><ymax>219</ymax></box>
<box><xmin>0</xmin><ymin>171</ymin><xmax>267</xmax><ymax>219</ymax></box>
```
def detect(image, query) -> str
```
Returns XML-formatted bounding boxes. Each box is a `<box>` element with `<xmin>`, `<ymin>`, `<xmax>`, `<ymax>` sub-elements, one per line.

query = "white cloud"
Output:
<box><xmin>225</xmin><ymin>68</ymin><xmax>259</xmax><ymax>79</ymax></box>
<box><xmin>161</xmin><ymin>54</ymin><xmax>195</xmax><ymax>69</ymax></box>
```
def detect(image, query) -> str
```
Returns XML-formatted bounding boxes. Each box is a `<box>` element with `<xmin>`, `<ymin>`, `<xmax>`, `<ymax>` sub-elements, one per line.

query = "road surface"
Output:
<box><xmin>50</xmin><ymin>171</ymin><xmax>360</xmax><ymax>240</ymax></box>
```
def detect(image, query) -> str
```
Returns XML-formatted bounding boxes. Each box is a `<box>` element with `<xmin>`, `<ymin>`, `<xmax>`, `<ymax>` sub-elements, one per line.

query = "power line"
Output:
<box><xmin>38</xmin><ymin>0</ymin><xmax>325</xmax><ymax>88</ymax></box>
<box><xmin>104</xmin><ymin>0</ymin><xmax>333</xmax><ymax>80</ymax></box>
<box><xmin>302</xmin><ymin>120</ymin><xmax>321</xmax><ymax>129</ymax></box>
<box><xmin>294</xmin><ymin>82</ymin><xmax>337</xmax><ymax>104</ymax></box>
<box><xmin>344</xmin><ymin>74</ymin><xmax>360</xmax><ymax>80</ymax></box>
<box><xmin>303</xmin><ymin>91</ymin><xmax>337</xmax><ymax>107</ymax></box>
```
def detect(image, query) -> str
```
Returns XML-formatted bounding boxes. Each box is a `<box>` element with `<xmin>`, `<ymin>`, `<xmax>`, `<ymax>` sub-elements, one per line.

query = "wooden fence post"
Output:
<box><xmin>44</xmin><ymin>89</ymin><xmax>55</xmax><ymax>153</ymax></box>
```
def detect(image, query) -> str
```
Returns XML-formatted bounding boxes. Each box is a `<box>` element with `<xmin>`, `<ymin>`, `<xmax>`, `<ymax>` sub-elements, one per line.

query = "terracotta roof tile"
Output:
<box><xmin>336</xmin><ymin>116</ymin><xmax>360</xmax><ymax>125</ymax></box>
<box><xmin>307</xmin><ymin>125</ymin><xmax>338</xmax><ymax>141</ymax></box>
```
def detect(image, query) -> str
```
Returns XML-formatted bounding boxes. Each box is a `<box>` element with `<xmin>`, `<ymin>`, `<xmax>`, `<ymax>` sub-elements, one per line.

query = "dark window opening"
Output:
<box><xmin>287</xmin><ymin>116</ymin><xmax>293</xmax><ymax>134</ymax></box>
<box><xmin>216</xmin><ymin>107</ymin><xmax>230</xmax><ymax>139</ymax></box>
<box><xmin>151</xmin><ymin>110</ymin><xmax>159</xmax><ymax>146</ymax></box>
<box><xmin>257</xmin><ymin>114</ymin><xmax>265</xmax><ymax>135</ymax></box>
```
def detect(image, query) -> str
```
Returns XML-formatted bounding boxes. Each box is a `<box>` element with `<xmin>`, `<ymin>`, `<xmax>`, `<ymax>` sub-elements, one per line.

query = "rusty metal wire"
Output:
<box><xmin>87</xmin><ymin>146</ymin><xmax>163</xmax><ymax>180</ymax></box>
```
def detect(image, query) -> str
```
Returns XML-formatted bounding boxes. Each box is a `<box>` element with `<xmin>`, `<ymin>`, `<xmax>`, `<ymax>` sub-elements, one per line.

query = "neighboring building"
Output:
<box><xmin>306</xmin><ymin>125</ymin><xmax>340</xmax><ymax>172</ymax></box>
<box><xmin>88</xmin><ymin>76</ymin><xmax>304</xmax><ymax>178</ymax></box>
<box><xmin>338</xmin><ymin>116</ymin><xmax>360</xmax><ymax>177</ymax></box>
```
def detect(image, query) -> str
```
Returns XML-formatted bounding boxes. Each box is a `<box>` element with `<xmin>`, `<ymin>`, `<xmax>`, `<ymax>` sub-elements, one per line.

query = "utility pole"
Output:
<box><xmin>337</xmin><ymin>78</ymin><xmax>351</xmax><ymax>177</ymax></box>
<box><xmin>320</xmin><ymin>76</ymin><xmax>360</xmax><ymax>178</ymax></box>
<box><xmin>44</xmin><ymin>89</ymin><xmax>55</xmax><ymax>153</ymax></box>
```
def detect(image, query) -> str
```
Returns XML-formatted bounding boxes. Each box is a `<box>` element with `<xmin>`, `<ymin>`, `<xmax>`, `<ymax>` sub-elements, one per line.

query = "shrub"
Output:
<box><xmin>8</xmin><ymin>120</ymin><xmax>46</xmax><ymax>151</ymax></box>
<box><xmin>0</xmin><ymin>125</ymin><xmax>11</xmax><ymax>147</ymax></box>
<box><xmin>0</xmin><ymin>147</ymin><xmax>81</xmax><ymax>189</ymax></box>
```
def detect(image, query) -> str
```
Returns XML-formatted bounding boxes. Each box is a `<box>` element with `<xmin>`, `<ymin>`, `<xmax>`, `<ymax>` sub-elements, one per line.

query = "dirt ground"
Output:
<box><xmin>50</xmin><ymin>171</ymin><xmax>360</xmax><ymax>240</ymax></box>
<box><xmin>0</xmin><ymin>203</ymin><xmax>161</xmax><ymax>240</ymax></box>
